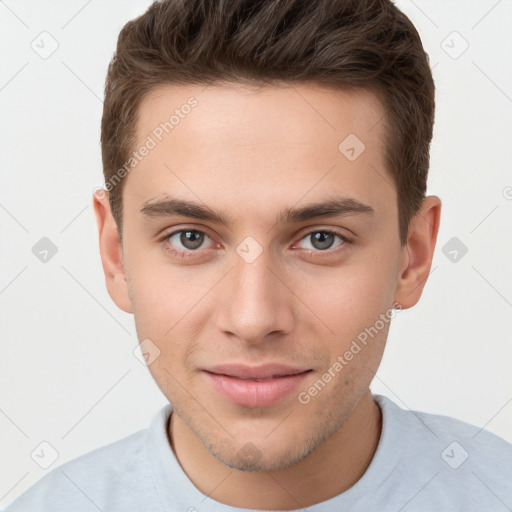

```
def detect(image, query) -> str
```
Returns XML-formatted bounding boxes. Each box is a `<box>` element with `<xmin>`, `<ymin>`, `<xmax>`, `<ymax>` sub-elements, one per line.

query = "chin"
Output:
<box><xmin>200</xmin><ymin>420</ymin><xmax>335</xmax><ymax>473</ymax></box>
<box><xmin>210</xmin><ymin>440</ymin><xmax>312</xmax><ymax>473</ymax></box>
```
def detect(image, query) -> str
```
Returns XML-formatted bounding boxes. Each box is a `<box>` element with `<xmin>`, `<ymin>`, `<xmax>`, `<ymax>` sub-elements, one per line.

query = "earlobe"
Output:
<box><xmin>92</xmin><ymin>190</ymin><xmax>133</xmax><ymax>314</ymax></box>
<box><xmin>393</xmin><ymin>196</ymin><xmax>442</xmax><ymax>309</ymax></box>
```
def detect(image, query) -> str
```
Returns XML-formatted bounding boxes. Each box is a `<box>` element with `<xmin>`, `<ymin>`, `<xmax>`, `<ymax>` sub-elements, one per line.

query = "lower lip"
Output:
<box><xmin>204</xmin><ymin>371</ymin><xmax>310</xmax><ymax>408</ymax></box>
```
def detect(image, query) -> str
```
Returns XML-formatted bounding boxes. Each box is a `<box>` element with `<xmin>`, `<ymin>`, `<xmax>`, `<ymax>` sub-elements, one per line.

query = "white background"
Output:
<box><xmin>1</xmin><ymin>0</ymin><xmax>511</xmax><ymax>507</ymax></box>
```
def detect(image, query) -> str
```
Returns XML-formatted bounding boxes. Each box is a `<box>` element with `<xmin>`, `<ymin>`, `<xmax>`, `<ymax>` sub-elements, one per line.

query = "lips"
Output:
<box><xmin>203</xmin><ymin>364</ymin><xmax>312</xmax><ymax>408</ymax></box>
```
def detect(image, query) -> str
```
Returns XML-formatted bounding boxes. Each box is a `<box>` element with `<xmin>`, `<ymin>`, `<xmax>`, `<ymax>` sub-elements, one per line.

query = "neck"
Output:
<box><xmin>169</xmin><ymin>390</ymin><xmax>382</xmax><ymax>509</ymax></box>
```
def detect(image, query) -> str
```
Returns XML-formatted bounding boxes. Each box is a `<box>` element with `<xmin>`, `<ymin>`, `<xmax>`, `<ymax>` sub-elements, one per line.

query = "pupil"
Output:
<box><xmin>181</xmin><ymin>230</ymin><xmax>204</xmax><ymax>249</ymax></box>
<box><xmin>312</xmin><ymin>232</ymin><xmax>334</xmax><ymax>250</ymax></box>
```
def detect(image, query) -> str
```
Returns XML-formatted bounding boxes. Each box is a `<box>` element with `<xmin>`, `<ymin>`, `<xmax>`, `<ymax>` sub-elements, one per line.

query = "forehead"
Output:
<box><xmin>126</xmin><ymin>82</ymin><xmax>394</xmax><ymax>224</ymax></box>
<box><xmin>137</xmin><ymin>81</ymin><xmax>387</xmax><ymax>151</ymax></box>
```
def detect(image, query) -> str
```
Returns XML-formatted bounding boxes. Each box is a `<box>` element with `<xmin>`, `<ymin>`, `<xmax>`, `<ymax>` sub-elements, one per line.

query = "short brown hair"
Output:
<box><xmin>101</xmin><ymin>0</ymin><xmax>435</xmax><ymax>245</ymax></box>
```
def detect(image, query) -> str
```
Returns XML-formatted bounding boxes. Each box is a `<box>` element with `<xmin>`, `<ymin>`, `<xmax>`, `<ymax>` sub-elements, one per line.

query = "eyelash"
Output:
<box><xmin>157</xmin><ymin>227</ymin><xmax>353</xmax><ymax>261</ymax></box>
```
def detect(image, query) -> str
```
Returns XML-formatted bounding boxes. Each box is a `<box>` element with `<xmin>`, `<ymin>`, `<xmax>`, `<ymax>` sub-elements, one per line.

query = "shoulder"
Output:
<box><xmin>389</xmin><ymin>395</ymin><xmax>512</xmax><ymax>462</ymax></box>
<box><xmin>375</xmin><ymin>393</ymin><xmax>512</xmax><ymax>452</ymax></box>
<box><xmin>4</xmin><ymin>415</ymin><xmax>165</xmax><ymax>512</ymax></box>
<box><xmin>373</xmin><ymin>394</ymin><xmax>512</xmax><ymax>508</ymax></box>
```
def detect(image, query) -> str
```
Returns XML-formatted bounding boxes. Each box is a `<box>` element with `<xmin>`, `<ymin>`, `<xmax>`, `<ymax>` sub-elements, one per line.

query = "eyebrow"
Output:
<box><xmin>140</xmin><ymin>195</ymin><xmax>375</xmax><ymax>225</ymax></box>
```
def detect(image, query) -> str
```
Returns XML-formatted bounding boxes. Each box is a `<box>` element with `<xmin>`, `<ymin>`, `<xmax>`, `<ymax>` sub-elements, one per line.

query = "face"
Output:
<box><xmin>104</xmin><ymin>83</ymin><xmax>412</xmax><ymax>471</ymax></box>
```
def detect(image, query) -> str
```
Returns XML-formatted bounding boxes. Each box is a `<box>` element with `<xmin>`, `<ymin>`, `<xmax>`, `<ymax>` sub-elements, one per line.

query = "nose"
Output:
<box><xmin>214</xmin><ymin>247</ymin><xmax>295</xmax><ymax>345</ymax></box>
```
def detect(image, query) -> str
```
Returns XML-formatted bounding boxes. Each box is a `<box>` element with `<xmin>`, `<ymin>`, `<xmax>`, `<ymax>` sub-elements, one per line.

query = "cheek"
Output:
<box><xmin>126</xmin><ymin>270</ymin><xmax>185</xmax><ymax>366</ymax></box>
<box><xmin>125</xmin><ymin>257</ymin><xmax>216</xmax><ymax>373</ymax></box>
<box><xmin>125</xmin><ymin>248</ymin><xmax>209</xmax><ymax>334</ymax></box>
<box><xmin>289</xmin><ymin>256</ymin><xmax>397</xmax><ymax>348</ymax></box>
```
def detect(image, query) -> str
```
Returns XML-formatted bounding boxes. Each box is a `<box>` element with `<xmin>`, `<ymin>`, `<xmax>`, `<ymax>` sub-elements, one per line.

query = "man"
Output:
<box><xmin>6</xmin><ymin>0</ymin><xmax>511</xmax><ymax>510</ymax></box>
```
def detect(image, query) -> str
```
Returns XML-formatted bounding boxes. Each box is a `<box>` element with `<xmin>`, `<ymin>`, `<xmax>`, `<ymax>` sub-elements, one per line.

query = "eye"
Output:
<box><xmin>158</xmin><ymin>227</ymin><xmax>353</xmax><ymax>261</ymax></box>
<box><xmin>295</xmin><ymin>230</ymin><xmax>352</xmax><ymax>253</ymax></box>
<box><xmin>158</xmin><ymin>228</ymin><xmax>215</xmax><ymax>259</ymax></box>
<box><xmin>168</xmin><ymin>229</ymin><xmax>208</xmax><ymax>250</ymax></box>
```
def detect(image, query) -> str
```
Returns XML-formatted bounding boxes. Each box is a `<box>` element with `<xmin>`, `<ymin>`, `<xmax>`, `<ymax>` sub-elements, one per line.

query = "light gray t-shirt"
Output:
<box><xmin>5</xmin><ymin>394</ymin><xmax>512</xmax><ymax>511</ymax></box>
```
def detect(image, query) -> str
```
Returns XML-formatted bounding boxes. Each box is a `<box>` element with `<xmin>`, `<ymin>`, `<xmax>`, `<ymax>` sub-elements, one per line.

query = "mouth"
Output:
<box><xmin>203</xmin><ymin>364</ymin><xmax>312</xmax><ymax>408</ymax></box>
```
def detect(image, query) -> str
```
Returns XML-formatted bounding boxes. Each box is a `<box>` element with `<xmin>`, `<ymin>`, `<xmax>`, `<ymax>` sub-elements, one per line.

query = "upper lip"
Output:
<box><xmin>204</xmin><ymin>364</ymin><xmax>311</xmax><ymax>380</ymax></box>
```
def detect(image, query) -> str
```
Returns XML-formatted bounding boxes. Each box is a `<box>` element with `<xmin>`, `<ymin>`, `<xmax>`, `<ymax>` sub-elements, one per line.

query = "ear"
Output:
<box><xmin>393</xmin><ymin>195</ymin><xmax>442</xmax><ymax>309</ymax></box>
<box><xmin>92</xmin><ymin>189</ymin><xmax>133</xmax><ymax>314</ymax></box>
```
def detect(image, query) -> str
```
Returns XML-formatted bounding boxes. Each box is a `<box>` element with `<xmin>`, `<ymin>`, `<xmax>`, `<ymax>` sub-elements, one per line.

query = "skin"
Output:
<box><xmin>93</xmin><ymin>82</ymin><xmax>441</xmax><ymax>509</ymax></box>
